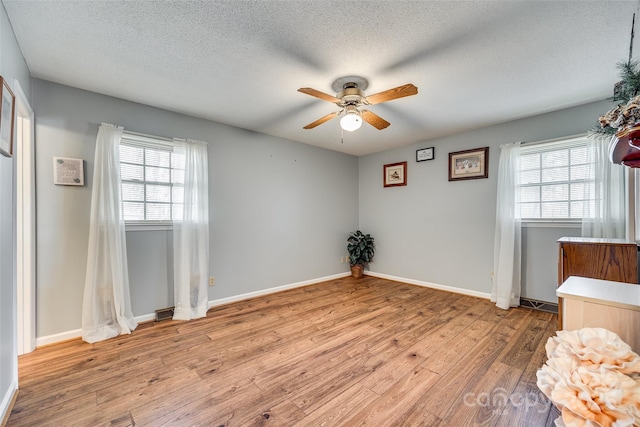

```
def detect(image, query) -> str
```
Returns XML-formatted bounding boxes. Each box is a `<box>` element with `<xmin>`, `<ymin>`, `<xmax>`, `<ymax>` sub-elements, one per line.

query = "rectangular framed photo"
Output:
<box><xmin>448</xmin><ymin>147</ymin><xmax>489</xmax><ymax>181</ymax></box>
<box><xmin>416</xmin><ymin>147</ymin><xmax>434</xmax><ymax>162</ymax></box>
<box><xmin>53</xmin><ymin>157</ymin><xmax>85</xmax><ymax>186</ymax></box>
<box><xmin>0</xmin><ymin>77</ymin><xmax>15</xmax><ymax>157</ymax></box>
<box><xmin>384</xmin><ymin>161</ymin><xmax>407</xmax><ymax>187</ymax></box>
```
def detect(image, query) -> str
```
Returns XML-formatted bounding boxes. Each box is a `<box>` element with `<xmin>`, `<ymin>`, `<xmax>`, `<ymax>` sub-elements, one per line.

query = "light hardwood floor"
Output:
<box><xmin>7</xmin><ymin>276</ymin><xmax>560</xmax><ymax>426</ymax></box>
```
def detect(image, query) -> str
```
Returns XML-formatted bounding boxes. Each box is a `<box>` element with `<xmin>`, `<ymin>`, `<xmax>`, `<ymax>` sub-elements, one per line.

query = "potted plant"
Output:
<box><xmin>347</xmin><ymin>230</ymin><xmax>375</xmax><ymax>278</ymax></box>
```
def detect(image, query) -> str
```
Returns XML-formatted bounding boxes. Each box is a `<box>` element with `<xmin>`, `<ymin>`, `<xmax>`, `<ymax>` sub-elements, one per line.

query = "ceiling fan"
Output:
<box><xmin>298</xmin><ymin>76</ymin><xmax>418</xmax><ymax>132</ymax></box>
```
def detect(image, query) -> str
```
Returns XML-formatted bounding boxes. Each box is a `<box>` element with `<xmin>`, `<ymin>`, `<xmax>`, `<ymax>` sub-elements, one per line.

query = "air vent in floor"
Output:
<box><xmin>520</xmin><ymin>297</ymin><xmax>558</xmax><ymax>314</ymax></box>
<box><xmin>155</xmin><ymin>307</ymin><xmax>175</xmax><ymax>321</ymax></box>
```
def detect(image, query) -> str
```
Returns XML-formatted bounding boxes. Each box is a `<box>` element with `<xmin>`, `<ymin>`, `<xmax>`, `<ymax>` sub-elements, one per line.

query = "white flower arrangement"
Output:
<box><xmin>536</xmin><ymin>328</ymin><xmax>640</xmax><ymax>427</ymax></box>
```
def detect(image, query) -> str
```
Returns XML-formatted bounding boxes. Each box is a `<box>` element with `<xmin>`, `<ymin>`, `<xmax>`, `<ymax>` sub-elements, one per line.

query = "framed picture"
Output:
<box><xmin>53</xmin><ymin>157</ymin><xmax>85</xmax><ymax>186</ymax></box>
<box><xmin>416</xmin><ymin>147</ymin><xmax>434</xmax><ymax>162</ymax></box>
<box><xmin>448</xmin><ymin>147</ymin><xmax>489</xmax><ymax>181</ymax></box>
<box><xmin>0</xmin><ymin>77</ymin><xmax>15</xmax><ymax>157</ymax></box>
<box><xmin>384</xmin><ymin>161</ymin><xmax>407</xmax><ymax>187</ymax></box>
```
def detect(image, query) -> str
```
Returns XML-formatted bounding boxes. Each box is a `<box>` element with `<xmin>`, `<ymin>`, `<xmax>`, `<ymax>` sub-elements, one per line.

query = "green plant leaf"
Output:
<box><xmin>346</xmin><ymin>230</ymin><xmax>375</xmax><ymax>266</ymax></box>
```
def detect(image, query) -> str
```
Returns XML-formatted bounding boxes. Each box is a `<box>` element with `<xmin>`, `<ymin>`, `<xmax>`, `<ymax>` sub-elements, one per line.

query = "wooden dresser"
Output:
<box><xmin>557</xmin><ymin>237</ymin><xmax>638</xmax><ymax>328</ymax></box>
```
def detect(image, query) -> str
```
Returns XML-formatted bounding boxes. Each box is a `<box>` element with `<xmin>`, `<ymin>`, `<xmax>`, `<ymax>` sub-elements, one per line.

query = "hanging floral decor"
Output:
<box><xmin>595</xmin><ymin>61</ymin><xmax>640</xmax><ymax>136</ymax></box>
<box><xmin>594</xmin><ymin>60</ymin><xmax>640</xmax><ymax>167</ymax></box>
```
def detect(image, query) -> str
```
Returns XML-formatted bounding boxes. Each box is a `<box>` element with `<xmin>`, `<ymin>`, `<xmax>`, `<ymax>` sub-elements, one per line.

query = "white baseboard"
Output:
<box><xmin>0</xmin><ymin>378</ymin><xmax>18</xmax><ymax>426</ymax></box>
<box><xmin>365</xmin><ymin>271</ymin><xmax>491</xmax><ymax>300</ymax></box>
<box><xmin>35</xmin><ymin>271</ymin><xmax>351</xmax><ymax>347</ymax></box>
<box><xmin>134</xmin><ymin>313</ymin><xmax>157</xmax><ymax>323</ymax></box>
<box><xmin>36</xmin><ymin>328</ymin><xmax>82</xmax><ymax>347</ymax></box>
<box><xmin>35</xmin><ymin>311</ymin><xmax>158</xmax><ymax>347</ymax></box>
<box><xmin>207</xmin><ymin>272</ymin><xmax>351</xmax><ymax>309</ymax></box>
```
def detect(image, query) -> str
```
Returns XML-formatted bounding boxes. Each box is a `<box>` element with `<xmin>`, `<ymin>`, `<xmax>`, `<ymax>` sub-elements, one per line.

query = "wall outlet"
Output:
<box><xmin>209</xmin><ymin>276</ymin><xmax>215</xmax><ymax>287</ymax></box>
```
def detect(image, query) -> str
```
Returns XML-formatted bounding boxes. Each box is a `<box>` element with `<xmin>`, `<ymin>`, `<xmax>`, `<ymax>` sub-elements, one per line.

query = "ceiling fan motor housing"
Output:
<box><xmin>337</xmin><ymin>84</ymin><xmax>365</xmax><ymax>106</ymax></box>
<box><xmin>344</xmin><ymin>104</ymin><xmax>360</xmax><ymax>116</ymax></box>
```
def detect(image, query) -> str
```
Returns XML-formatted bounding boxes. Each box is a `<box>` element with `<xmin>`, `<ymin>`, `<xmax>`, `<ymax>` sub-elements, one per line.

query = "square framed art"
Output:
<box><xmin>0</xmin><ymin>77</ymin><xmax>15</xmax><ymax>157</ymax></box>
<box><xmin>53</xmin><ymin>157</ymin><xmax>85</xmax><ymax>186</ymax></box>
<box><xmin>384</xmin><ymin>161</ymin><xmax>407</xmax><ymax>187</ymax></box>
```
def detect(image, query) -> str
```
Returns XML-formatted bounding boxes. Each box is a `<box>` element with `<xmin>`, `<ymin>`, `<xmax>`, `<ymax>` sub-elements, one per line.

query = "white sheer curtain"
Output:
<box><xmin>582</xmin><ymin>136</ymin><xmax>626</xmax><ymax>238</ymax></box>
<box><xmin>82</xmin><ymin>124</ymin><xmax>137</xmax><ymax>343</ymax></box>
<box><xmin>492</xmin><ymin>142</ymin><xmax>522</xmax><ymax>310</ymax></box>
<box><xmin>173</xmin><ymin>139</ymin><xmax>210</xmax><ymax>320</ymax></box>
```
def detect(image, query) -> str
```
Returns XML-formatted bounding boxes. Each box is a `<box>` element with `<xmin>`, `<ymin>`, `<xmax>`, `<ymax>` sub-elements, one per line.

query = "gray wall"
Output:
<box><xmin>33</xmin><ymin>79</ymin><xmax>359</xmax><ymax>337</ymax></box>
<box><xmin>359</xmin><ymin>100</ymin><xmax>611</xmax><ymax>302</ymax></box>
<box><xmin>521</xmin><ymin>225</ymin><xmax>581</xmax><ymax>302</ymax></box>
<box><xmin>32</xmin><ymin>80</ymin><xmax>614</xmax><ymax>343</ymax></box>
<box><xmin>0</xmin><ymin>1</ymin><xmax>32</xmax><ymax>418</ymax></box>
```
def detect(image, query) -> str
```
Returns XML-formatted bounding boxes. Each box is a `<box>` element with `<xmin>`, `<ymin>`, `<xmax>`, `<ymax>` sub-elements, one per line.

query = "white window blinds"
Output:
<box><xmin>517</xmin><ymin>135</ymin><xmax>594</xmax><ymax>220</ymax></box>
<box><xmin>119</xmin><ymin>133</ymin><xmax>185</xmax><ymax>222</ymax></box>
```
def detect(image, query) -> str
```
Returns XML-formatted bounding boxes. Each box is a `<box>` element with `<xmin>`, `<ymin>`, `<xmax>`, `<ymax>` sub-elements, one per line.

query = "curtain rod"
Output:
<box><xmin>123</xmin><ymin>129</ymin><xmax>175</xmax><ymax>143</ymax></box>
<box><xmin>119</xmin><ymin>128</ymin><xmax>208</xmax><ymax>146</ymax></box>
<box><xmin>521</xmin><ymin>132</ymin><xmax>588</xmax><ymax>147</ymax></box>
<box><xmin>100</xmin><ymin>122</ymin><xmax>175</xmax><ymax>143</ymax></box>
<box><xmin>101</xmin><ymin>123</ymin><xmax>208</xmax><ymax>145</ymax></box>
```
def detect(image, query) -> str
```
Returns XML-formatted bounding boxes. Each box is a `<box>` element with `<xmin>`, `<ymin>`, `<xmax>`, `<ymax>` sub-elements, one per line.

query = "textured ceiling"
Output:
<box><xmin>3</xmin><ymin>1</ymin><xmax>639</xmax><ymax>156</ymax></box>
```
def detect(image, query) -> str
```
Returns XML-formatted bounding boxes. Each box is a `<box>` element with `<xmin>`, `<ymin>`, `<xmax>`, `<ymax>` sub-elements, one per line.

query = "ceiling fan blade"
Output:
<box><xmin>303</xmin><ymin>111</ymin><xmax>341</xmax><ymax>129</ymax></box>
<box><xmin>364</xmin><ymin>83</ymin><xmax>418</xmax><ymax>105</ymax></box>
<box><xmin>298</xmin><ymin>87</ymin><xmax>341</xmax><ymax>103</ymax></box>
<box><xmin>361</xmin><ymin>110</ymin><xmax>391</xmax><ymax>130</ymax></box>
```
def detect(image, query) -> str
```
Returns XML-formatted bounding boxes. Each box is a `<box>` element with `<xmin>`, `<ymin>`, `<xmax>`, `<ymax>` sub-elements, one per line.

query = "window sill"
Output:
<box><xmin>521</xmin><ymin>220</ymin><xmax>581</xmax><ymax>229</ymax></box>
<box><xmin>125</xmin><ymin>221</ymin><xmax>173</xmax><ymax>232</ymax></box>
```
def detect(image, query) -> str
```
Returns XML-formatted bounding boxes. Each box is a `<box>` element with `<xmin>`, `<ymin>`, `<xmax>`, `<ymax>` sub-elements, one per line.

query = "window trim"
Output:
<box><xmin>521</xmin><ymin>219</ymin><xmax>581</xmax><ymax>229</ymax></box>
<box><xmin>124</xmin><ymin>220</ymin><xmax>173</xmax><ymax>232</ymax></box>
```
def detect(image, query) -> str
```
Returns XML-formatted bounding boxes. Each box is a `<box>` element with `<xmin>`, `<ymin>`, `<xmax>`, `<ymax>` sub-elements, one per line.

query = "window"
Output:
<box><xmin>119</xmin><ymin>133</ymin><xmax>185</xmax><ymax>223</ymax></box>
<box><xmin>518</xmin><ymin>135</ymin><xmax>594</xmax><ymax>220</ymax></box>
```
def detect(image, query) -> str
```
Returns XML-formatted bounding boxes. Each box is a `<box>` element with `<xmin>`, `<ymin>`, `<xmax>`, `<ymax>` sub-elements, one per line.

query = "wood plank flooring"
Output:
<box><xmin>7</xmin><ymin>276</ymin><xmax>560</xmax><ymax>426</ymax></box>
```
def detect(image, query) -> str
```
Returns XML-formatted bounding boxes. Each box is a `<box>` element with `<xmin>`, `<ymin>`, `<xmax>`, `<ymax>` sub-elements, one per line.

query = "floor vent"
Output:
<box><xmin>155</xmin><ymin>307</ymin><xmax>175</xmax><ymax>321</ymax></box>
<box><xmin>520</xmin><ymin>297</ymin><xmax>558</xmax><ymax>314</ymax></box>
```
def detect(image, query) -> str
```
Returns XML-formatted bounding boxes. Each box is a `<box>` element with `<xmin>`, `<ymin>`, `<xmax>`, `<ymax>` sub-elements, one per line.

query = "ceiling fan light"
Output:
<box><xmin>340</xmin><ymin>111</ymin><xmax>362</xmax><ymax>132</ymax></box>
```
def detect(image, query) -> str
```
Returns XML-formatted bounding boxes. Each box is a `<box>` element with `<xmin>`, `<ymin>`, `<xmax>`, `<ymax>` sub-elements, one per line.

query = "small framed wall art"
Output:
<box><xmin>53</xmin><ymin>157</ymin><xmax>85</xmax><ymax>186</ymax></box>
<box><xmin>448</xmin><ymin>147</ymin><xmax>489</xmax><ymax>181</ymax></box>
<box><xmin>383</xmin><ymin>161</ymin><xmax>407</xmax><ymax>187</ymax></box>
<box><xmin>416</xmin><ymin>147</ymin><xmax>434</xmax><ymax>162</ymax></box>
<box><xmin>0</xmin><ymin>77</ymin><xmax>15</xmax><ymax>157</ymax></box>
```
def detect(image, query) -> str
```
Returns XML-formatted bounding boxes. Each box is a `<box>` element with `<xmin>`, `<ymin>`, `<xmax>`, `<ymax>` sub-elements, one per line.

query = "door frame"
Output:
<box><xmin>14</xmin><ymin>79</ymin><xmax>35</xmax><ymax>355</ymax></box>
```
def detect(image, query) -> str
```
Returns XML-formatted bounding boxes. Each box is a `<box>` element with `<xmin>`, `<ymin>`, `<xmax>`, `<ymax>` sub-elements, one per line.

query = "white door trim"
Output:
<box><xmin>14</xmin><ymin>79</ymin><xmax>35</xmax><ymax>355</ymax></box>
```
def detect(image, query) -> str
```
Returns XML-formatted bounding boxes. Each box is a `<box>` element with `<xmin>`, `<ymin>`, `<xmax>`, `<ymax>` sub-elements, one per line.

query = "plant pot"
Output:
<box><xmin>351</xmin><ymin>264</ymin><xmax>364</xmax><ymax>279</ymax></box>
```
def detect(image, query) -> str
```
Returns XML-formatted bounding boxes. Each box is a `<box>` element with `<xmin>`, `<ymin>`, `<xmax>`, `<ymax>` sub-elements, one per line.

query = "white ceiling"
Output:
<box><xmin>3</xmin><ymin>1</ymin><xmax>639</xmax><ymax>156</ymax></box>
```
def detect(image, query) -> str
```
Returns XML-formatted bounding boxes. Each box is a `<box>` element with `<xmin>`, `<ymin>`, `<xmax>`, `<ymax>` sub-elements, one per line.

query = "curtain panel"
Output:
<box><xmin>492</xmin><ymin>142</ymin><xmax>522</xmax><ymax>310</ymax></box>
<box><xmin>173</xmin><ymin>139</ymin><xmax>210</xmax><ymax>320</ymax></box>
<box><xmin>582</xmin><ymin>135</ymin><xmax>626</xmax><ymax>239</ymax></box>
<box><xmin>82</xmin><ymin>124</ymin><xmax>137</xmax><ymax>343</ymax></box>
